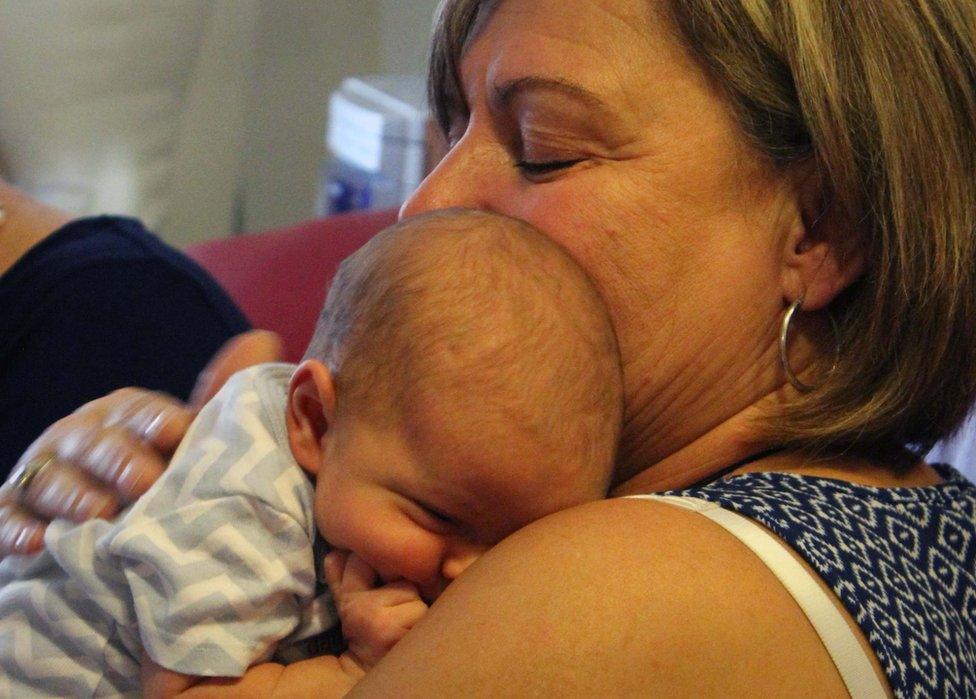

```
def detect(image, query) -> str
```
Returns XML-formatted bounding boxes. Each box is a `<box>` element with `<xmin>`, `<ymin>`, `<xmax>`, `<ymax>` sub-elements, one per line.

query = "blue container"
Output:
<box><xmin>317</xmin><ymin>75</ymin><xmax>429</xmax><ymax>216</ymax></box>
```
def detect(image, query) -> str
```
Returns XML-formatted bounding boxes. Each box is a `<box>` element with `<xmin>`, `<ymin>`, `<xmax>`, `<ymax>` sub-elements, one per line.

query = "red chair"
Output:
<box><xmin>185</xmin><ymin>209</ymin><xmax>397</xmax><ymax>362</ymax></box>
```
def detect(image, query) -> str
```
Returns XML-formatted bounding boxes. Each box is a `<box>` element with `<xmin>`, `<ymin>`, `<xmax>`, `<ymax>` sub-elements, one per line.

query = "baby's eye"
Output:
<box><xmin>420</xmin><ymin>504</ymin><xmax>455</xmax><ymax>527</ymax></box>
<box><xmin>404</xmin><ymin>496</ymin><xmax>457</xmax><ymax>530</ymax></box>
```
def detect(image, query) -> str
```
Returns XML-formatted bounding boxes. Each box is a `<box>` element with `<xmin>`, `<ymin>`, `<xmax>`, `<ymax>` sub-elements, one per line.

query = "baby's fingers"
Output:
<box><xmin>363</xmin><ymin>580</ymin><xmax>426</xmax><ymax>608</ymax></box>
<box><xmin>323</xmin><ymin>550</ymin><xmax>349</xmax><ymax>596</ymax></box>
<box><xmin>380</xmin><ymin>591</ymin><xmax>428</xmax><ymax>631</ymax></box>
<box><xmin>331</xmin><ymin>551</ymin><xmax>380</xmax><ymax>598</ymax></box>
<box><xmin>343</xmin><ymin>594</ymin><xmax>429</xmax><ymax>669</ymax></box>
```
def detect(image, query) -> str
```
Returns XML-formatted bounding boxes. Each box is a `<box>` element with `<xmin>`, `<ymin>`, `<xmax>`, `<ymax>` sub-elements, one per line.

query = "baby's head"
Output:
<box><xmin>286</xmin><ymin>209</ymin><xmax>622</xmax><ymax>601</ymax></box>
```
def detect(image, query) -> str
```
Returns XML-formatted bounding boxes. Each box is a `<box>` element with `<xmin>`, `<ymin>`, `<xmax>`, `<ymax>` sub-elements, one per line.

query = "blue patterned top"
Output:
<box><xmin>669</xmin><ymin>464</ymin><xmax>976</xmax><ymax>696</ymax></box>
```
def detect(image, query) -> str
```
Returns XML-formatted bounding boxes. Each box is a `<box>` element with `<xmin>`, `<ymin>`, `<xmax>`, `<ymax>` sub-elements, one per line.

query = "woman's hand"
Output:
<box><xmin>0</xmin><ymin>330</ymin><xmax>283</xmax><ymax>558</ymax></box>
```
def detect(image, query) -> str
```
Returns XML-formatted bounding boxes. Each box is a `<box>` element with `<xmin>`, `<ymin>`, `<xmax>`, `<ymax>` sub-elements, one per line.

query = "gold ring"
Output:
<box><xmin>9</xmin><ymin>454</ymin><xmax>56</xmax><ymax>501</ymax></box>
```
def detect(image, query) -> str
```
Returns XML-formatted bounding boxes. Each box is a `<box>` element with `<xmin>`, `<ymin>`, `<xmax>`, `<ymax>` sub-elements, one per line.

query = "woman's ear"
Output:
<box><xmin>286</xmin><ymin>359</ymin><xmax>338</xmax><ymax>475</ymax></box>
<box><xmin>780</xmin><ymin>168</ymin><xmax>866</xmax><ymax>310</ymax></box>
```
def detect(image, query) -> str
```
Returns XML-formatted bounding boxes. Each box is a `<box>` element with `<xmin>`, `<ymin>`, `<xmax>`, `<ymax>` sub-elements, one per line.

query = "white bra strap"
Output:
<box><xmin>631</xmin><ymin>494</ymin><xmax>887</xmax><ymax>698</ymax></box>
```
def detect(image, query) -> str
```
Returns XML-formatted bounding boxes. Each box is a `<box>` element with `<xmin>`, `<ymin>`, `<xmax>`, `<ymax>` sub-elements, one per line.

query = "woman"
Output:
<box><xmin>0</xmin><ymin>178</ymin><xmax>252</xmax><ymax>480</ymax></box>
<box><xmin>2</xmin><ymin>0</ymin><xmax>974</xmax><ymax>694</ymax></box>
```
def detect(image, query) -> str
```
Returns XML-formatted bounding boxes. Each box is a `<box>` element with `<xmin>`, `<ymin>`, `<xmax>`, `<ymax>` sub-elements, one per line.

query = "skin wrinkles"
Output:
<box><xmin>474</xmin><ymin>2</ymin><xmax>674</xmax><ymax>136</ymax></box>
<box><xmin>402</xmin><ymin>0</ymin><xmax>810</xmax><ymax>485</ymax></box>
<box><xmin>490</xmin><ymin>77</ymin><xmax>644</xmax><ymax>159</ymax></box>
<box><xmin>493</xmin><ymin>77</ymin><xmax>609</xmax><ymax>112</ymax></box>
<box><xmin>457</xmin><ymin>5</ymin><xmax>649</xmax><ymax>135</ymax></box>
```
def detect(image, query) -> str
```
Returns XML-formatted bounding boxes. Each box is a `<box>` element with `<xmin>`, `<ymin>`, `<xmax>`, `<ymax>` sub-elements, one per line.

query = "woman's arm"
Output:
<box><xmin>143</xmin><ymin>657</ymin><xmax>362</xmax><ymax>699</ymax></box>
<box><xmin>347</xmin><ymin>498</ymin><xmax>852</xmax><ymax>696</ymax></box>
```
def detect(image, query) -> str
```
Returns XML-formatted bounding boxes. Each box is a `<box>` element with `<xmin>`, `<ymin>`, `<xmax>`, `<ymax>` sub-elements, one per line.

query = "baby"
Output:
<box><xmin>0</xmin><ymin>209</ymin><xmax>622</xmax><ymax>697</ymax></box>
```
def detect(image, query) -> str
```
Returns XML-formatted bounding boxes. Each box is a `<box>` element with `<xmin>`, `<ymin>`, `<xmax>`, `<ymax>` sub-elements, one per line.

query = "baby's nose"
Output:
<box><xmin>441</xmin><ymin>541</ymin><xmax>488</xmax><ymax>582</ymax></box>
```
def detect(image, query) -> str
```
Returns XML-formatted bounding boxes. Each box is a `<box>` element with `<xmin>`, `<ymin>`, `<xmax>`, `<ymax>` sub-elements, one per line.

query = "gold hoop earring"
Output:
<box><xmin>779</xmin><ymin>294</ymin><xmax>840</xmax><ymax>393</ymax></box>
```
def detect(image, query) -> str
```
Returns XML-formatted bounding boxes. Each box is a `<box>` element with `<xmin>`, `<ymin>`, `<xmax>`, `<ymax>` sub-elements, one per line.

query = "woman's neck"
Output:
<box><xmin>610</xmin><ymin>400</ymin><xmax>769</xmax><ymax>495</ymax></box>
<box><xmin>610</xmin><ymin>394</ymin><xmax>942</xmax><ymax>495</ymax></box>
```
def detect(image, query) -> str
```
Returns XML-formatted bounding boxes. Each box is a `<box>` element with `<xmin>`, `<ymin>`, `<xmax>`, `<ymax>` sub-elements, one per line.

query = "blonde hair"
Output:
<box><xmin>430</xmin><ymin>0</ymin><xmax>976</xmax><ymax>456</ymax></box>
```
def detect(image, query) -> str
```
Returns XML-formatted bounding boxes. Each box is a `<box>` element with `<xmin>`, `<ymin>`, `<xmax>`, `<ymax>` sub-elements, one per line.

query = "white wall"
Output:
<box><xmin>377</xmin><ymin>0</ymin><xmax>440</xmax><ymax>74</ymax></box>
<box><xmin>166</xmin><ymin>0</ymin><xmax>259</xmax><ymax>247</ymax></box>
<box><xmin>240</xmin><ymin>2</ymin><xmax>381</xmax><ymax>233</ymax></box>
<box><xmin>0</xmin><ymin>1</ymin><xmax>441</xmax><ymax>244</ymax></box>
<box><xmin>0</xmin><ymin>1</ymin><xmax>213</xmax><ymax>236</ymax></box>
<box><xmin>240</xmin><ymin>0</ymin><xmax>440</xmax><ymax>234</ymax></box>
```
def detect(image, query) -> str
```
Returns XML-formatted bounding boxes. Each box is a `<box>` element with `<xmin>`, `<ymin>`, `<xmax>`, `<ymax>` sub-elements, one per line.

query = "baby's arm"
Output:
<box><xmin>143</xmin><ymin>655</ymin><xmax>362</xmax><ymax>698</ymax></box>
<box><xmin>140</xmin><ymin>659</ymin><xmax>204</xmax><ymax>698</ymax></box>
<box><xmin>324</xmin><ymin>550</ymin><xmax>429</xmax><ymax>671</ymax></box>
<box><xmin>143</xmin><ymin>551</ymin><xmax>425</xmax><ymax>698</ymax></box>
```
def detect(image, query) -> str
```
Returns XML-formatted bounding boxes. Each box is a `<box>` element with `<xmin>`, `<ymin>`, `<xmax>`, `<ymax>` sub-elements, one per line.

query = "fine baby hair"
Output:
<box><xmin>306</xmin><ymin>208</ymin><xmax>624</xmax><ymax>493</ymax></box>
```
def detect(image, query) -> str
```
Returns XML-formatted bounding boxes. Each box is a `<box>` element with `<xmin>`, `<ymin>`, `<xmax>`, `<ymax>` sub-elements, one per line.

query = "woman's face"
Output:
<box><xmin>401</xmin><ymin>0</ymin><xmax>800</xmax><ymax>472</ymax></box>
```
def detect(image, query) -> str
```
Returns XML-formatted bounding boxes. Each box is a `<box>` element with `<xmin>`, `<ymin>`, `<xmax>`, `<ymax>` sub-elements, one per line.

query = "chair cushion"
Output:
<box><xmin>185</xmin><ymin>209</ymin><xmax>396</xmax><ymax>361</ymax></box>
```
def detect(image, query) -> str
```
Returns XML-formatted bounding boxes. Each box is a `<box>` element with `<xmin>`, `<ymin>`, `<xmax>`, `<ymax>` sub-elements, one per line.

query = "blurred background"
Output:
<box><xmin>0</xmin><ymin>0</ymin><xmax>441</xmax><ymax>246</ymax></box>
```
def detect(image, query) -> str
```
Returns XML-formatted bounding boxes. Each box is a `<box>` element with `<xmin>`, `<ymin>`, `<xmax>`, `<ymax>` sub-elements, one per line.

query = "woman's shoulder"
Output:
<box><xmin>3</xmin><ymin>215</ymin><xmax>209</xmax><ymax>283</ymax></box>
<box><xmin>0</xmin><ymin>215</ymin><xmax>248</xmax><ymax>334</ymax></box>
<box><xmin>354</xmin><ymin>497</ymin><xmax>849</xmax><ymax>695</ymax></box>
<box><xmin>667</xmin><ymin>467</ymin><xmax>976</xmax><ymax>695</ymax></box>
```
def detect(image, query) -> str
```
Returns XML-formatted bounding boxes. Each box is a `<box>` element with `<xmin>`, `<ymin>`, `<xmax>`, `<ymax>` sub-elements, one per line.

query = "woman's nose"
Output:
<box><xmin>441</xmin><ymin>540</ymin><xmax>488</xmax><ymax>582</ymax></box>
<box><xmin>399</xmin><ymin>132</ymin><xmax>504</xmax><ymax>219</ymax></box>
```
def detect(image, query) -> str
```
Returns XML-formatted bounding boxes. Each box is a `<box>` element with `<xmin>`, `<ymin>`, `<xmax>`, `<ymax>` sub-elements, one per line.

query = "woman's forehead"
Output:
<box><xmin>476</xmin><ymin>0</ymin><xmax>655</xmax><ymax>37</ymax></box>
<box><xmin>460</xmin><ymin>0</ymin><xmax>685</xmax><ymax>108</ymax></box>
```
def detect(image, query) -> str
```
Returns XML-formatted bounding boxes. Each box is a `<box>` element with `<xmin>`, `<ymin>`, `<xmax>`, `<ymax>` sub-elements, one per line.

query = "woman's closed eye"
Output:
<box><xmin>516</xmin><ymin>158</ymin><xmax>584</xmax><ymax>176</ymax></box>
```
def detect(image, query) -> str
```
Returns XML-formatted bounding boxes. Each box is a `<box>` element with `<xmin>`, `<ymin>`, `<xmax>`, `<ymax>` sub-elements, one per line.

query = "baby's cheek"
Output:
<box><xmin>312</xmin><ymin>487</ymin><xmax>447</xmax><ymax>587</ymax></box>
<box><xmin>358</xmin><ymin>521</ymin><xmax>446</xmax><ymax>587</ymax></box>
<box><xmin>387</xmin><ymin>536</ymin><xmax>443</xmax><ymax>581</ymax></box>
<box><xmin>314</xmin><ymin>487</ymin><xmax>363</xmax><ymax>550</ymax></box>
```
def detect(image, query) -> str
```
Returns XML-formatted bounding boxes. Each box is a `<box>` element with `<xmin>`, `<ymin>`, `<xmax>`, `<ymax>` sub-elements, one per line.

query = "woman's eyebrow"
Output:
<box><xmin>490</xmin><ymin>76</ymin><xmax>611</xmax><ymax>112</ymax></box>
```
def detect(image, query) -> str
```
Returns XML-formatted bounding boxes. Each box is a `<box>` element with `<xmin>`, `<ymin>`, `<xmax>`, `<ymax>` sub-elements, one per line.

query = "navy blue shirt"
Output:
<box><xmin>0</xmin><ymin>216</ymin><xmax>250</xmax><ymax>479</ymax></box>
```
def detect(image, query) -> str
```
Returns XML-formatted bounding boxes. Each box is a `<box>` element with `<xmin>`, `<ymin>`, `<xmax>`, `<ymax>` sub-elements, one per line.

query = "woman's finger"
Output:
<box><xmin>57</xmin><ymin>423</ymin><xmax>168</xmax><ymax>502</ymax></box>
<box><xmin>1</xmin><ymin>329</ymin><xmax>281</xmax><ymax>556</ymax></box>
<box><xmin>102</xmin><ymin>388</ymin><xmax>193</xmax><ymax>457</ymax></box>
<box><xmin>5</xmin><ymin>407</ymin><xmax>115</xmax><ymax>517</ymax></box>
<box><xmin>0</xmin><ymin>487</ymin><xmax>47</xmax><ymax>556</ymax></box>
<box><xmin>7</xmin><ymin>390</ymin><xmax>173</xmax><ymax>520</ymax></box>
<box><xmin>19</xmin><ymin>453</ymin><xmax>118</xmax><ymax>522</ymax></box>
<box><xmin>0</xmin><ymin>449</ymin><xmax>116</xmax><ymax>558</ymax></box>
<box><xmin>188</xmin><ymin>330</ymin><xmax>283</xmax><ymax>410</ymax></box>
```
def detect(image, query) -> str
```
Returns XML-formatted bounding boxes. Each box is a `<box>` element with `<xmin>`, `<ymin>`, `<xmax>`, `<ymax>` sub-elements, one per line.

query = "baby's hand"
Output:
<box><xmin>324</xmin><ymin>550</ymin><xmax>428</xmax><ymax>670</ymax></box>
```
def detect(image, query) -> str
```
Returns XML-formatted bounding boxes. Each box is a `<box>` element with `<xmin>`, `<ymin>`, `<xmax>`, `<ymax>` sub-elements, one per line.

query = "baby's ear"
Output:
<box><xmin>287</xmin><ymin>359</ymin><xmax>337</xmax><ymax>475</ymax></box>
